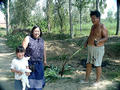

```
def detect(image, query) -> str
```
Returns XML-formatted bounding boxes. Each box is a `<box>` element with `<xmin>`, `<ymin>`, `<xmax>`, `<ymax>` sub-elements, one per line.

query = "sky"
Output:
<box><xmin>0</xmin><ymin>0</ymin><xmax>117</xmax><ymax>23</ymax></box>
<box><xmin>101</xmin><ymin>0</ymin><xmax>117</xmax><ymax>19</ymax></box>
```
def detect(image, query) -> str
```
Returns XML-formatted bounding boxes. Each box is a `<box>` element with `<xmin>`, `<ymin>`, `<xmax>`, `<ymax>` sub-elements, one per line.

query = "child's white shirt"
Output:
<box><xmin>11</xmin><ymin>57</ymin><xmax>29</xmax><ymax>80</ymax></box>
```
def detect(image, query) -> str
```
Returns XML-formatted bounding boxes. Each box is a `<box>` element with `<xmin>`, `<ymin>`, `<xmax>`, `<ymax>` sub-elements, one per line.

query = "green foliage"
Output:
<box><xmin>109</xmin><ymin>42</ymin><xmax>120</xmax><ymax>55</ymax></box>
<box><xmin>105</xmin><ymin>72</ymin><xmax>120</xmax><ymax>80</ymax></box>
<box><xmin>10</xmin><ymin>0</ymin><xmax>39</xmax><ymax>28</ymax></box>
<box><xmin>45</xmin><ymin>65</ymin><xmax>59</xmax><ymax>82</ymax></box>
<box><xmin>89</xmin><ymin>0</ymin><xmax>107</xmax><ymax>13</ymax></box>
<box><xmin>102</xmin><ymin>21</ymin><xmax>117</xmax><ymax>35</ymax></box>
<box><xmin>28</xmin><ymin>5</ymin><xmax>48</xmax><ymax>31</ymax></box>
<box><xmin>0</xmin><ymin>0</ymin><xmax>7</xmax><ymax>14</ymax></box>
<box><xmin>44</xmin><ymin>64</ymin><xmax>74</xmax><ymax>82</ymax></box>
<box><xmin>73</xmin><ymin>21</ymin><xmax>117</xmax><ymax>37</ymax></box>
<box><xmin>62</xmin><ymin>65</ymin><xmax>75</xmax><ymax>75</ymax></box>
<box><xmin>31</xmin><ymin>19</ymin><xmax>48</xmax><ymax>32</ymax></box>
<box><xmin>6</xmin><ymin>32</ymin><xmax>26</xmax><ymax>49</ymax></box>
<box><xmin>58</xmin><ymin>54</ymin><xmax>68</xmax><ymax>61</ymax></box>
<box><xmin>106</xmin><ymin>10</ymin><xmax>114</xmax><ymax>23</ymax></box>
<box><xmin>44</xmin><ymin>0</ymin><xmax>55</xmax><ymax>31</ymax></box>
<box><xmin>74</xmin><ymin>0</ymin><xmax>91</xmax><ymax>12</ymax></box>
<box><xmin>43</xmin><ymin>33</ymin><xmax>70</xmax><ymax>40</ymax></box>
<box><xmin>0</xmin><ymin>28</ymin><xmax>6</xmax><ymax>37</ymax></box>
<box><xmin>54</xmin><ymin>0</ymin><xmax>68</xmax><ymax>33</ymax></box>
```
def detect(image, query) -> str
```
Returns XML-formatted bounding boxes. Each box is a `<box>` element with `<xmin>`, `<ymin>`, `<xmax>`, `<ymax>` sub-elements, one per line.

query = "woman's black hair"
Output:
<box><xmin>90</xmin><ymin>10</ymin><xmax>101</xmax><ymax>19</ymax></box>
<box><xmin>16</xmin><ymin>45</ymin><xmax>25</xmax><ymax>53</ymax></box>
<box><xmin>30</xmin><ymin>25</ymin><xmax>42</xmax><ymax>38</ymax></box>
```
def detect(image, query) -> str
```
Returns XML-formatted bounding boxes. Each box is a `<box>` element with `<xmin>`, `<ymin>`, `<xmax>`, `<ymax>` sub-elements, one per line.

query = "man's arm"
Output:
<box><xmin>84</xmin><ymin>25</ymin><xmax>93</xmax><ymax>48</ymax></box>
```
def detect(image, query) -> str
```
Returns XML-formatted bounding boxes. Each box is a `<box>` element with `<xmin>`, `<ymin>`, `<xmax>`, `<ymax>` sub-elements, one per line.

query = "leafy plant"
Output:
<box><xmin>44</xmin><ymin>64</ymin><xmax>75</xmax><ymax>82</ymax></box>
<box><xmin>44</xmin><ymin>65</ymin><xmax>60</xmax><ymax>82</ymax></box>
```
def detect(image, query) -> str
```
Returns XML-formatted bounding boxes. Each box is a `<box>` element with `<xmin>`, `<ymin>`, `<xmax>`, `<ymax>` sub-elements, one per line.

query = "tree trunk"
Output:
<box><xmin>46</xmin><ymin>0</ymin><xmax>51</xmax><ymax>32</ymax></box>
<box><xmin>116</xmin><ymin>0</ymin><xmax>120</xmax><ymax>35</ymax></box>
<box><xmin>6</xmin><ymin>0</ymin><xmax>9</xmax><ymax>35</ymax></box>
<box><xmin>96</xmin><ymin>0</ymin><xmax>99</xmax><ymax>10</ymax></box>
<box><xmin>80</xmin><ymin>10</ymin><xmax>82</xmax><ymax>31</ymax></box>
<box><xmin>69</xmin><ymin>0</ymin><xmax>73</xmax><ymax>38</ymax></box>
<box><xmin>57</xmin><ymin>8</ymin><xmax>63</xmax><ymax>33</ymax></box>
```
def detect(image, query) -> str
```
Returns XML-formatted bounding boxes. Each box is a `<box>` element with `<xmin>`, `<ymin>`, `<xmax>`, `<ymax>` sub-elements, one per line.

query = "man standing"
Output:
<box><xmin>82</xmin><ymin>10</ymin><xmax>108</xmax><ymax>85</ymax></box>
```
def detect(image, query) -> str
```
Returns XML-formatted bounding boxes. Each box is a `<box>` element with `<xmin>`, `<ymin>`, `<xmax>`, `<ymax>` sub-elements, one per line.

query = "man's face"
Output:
<box><xmin>91</xmin><ymin>15</ymin><xmax>100</xmax><ymax>25</ymax></box>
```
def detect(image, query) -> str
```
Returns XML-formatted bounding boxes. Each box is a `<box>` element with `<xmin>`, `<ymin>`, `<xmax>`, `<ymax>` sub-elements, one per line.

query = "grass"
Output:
<box><xmin>48</xmin><ymin>20</ymin><xmax>117</xmax><ymax>38</ymax></box>
<box><xmin>104</xmin><ymin>71</ymin><xmax>120</xmax><ymax>80</ymax></box>
<box><xmin>0</xmin><ymin>28</ymin><xmax>6</xmax><ymax>37</ymax></box>
<box><xmin>103</xmin><ymin>42</ymin><xmax>120</xmax><ymax>81</ymax></box>
<box><xmin>74</xmin><ymin>21</ymin><xmax>117</xmax><ymax>37</ymax></box>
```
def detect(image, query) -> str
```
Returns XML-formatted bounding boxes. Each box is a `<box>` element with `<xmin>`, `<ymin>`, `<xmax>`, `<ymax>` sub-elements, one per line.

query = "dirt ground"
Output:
<box><xmin>0</xmin><ymin>37</ymin><xmax>118</xmax><ymax>90</ymax></box>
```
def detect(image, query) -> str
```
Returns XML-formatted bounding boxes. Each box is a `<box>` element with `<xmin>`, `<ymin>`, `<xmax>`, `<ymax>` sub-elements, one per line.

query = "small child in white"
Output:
<box><xmin>11</xmin><ymin>46</ymin><xmax>31</xmax><ymax>90</ymax></box>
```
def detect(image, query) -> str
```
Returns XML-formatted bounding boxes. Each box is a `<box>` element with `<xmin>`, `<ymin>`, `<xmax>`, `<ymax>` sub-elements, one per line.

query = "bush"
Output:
<box><xmin>6</xmin><ymin>32</ymin><xmax>26</xmax><ymax>49</ymax></box>
<box><xmin>0</xmin><ymin>28</ymin><xmax>6</xmax><ymax>37</ymax></box>
<box><xmin>43</xmin><ymin>33</ymin><xmax>70</xmax><ymax>40</ymax></box>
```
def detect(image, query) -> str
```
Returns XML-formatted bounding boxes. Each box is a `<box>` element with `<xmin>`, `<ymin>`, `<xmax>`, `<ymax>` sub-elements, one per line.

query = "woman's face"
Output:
<box><xmin>33</xmin><ymin>27</ymin><xmax>40</xmax><ymax>38</ymax></box>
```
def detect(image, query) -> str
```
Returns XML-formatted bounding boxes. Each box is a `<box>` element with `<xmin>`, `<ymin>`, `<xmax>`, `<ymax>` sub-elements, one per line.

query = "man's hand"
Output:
<box><xmin>84</xmin><ymin>42</ymin><xmax>88</xmax><ymax>48</ymax></box>
<box><xmin>94</xmin><ymin>39</ymin><xmax>99</xmax><ymax>46</ymax></box>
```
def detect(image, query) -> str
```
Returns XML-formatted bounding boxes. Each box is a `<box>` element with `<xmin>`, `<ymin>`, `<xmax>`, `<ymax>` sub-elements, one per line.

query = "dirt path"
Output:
<box><xmin>0</xmin><ymin>37</ymin><xmax>115</xmax><ymax>90</ymax></box>
<box><xmin>0</xmin><ymin>37</ymin><xmax>15</xmax><ymax>90</ymax></box>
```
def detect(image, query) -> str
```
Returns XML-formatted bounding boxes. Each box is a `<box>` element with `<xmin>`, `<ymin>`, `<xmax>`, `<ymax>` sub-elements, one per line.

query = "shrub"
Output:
<box><xmin>6</xmin><ymin>32</ymin><xmax>26</xmax><ymax>49</ymax></box>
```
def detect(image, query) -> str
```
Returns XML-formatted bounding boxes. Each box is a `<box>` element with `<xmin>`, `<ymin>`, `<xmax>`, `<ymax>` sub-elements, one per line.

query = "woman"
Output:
<box><xmin>22</xmin><ymin>25</ymin><xmax>47</xmax><ymax>90</ymax></box>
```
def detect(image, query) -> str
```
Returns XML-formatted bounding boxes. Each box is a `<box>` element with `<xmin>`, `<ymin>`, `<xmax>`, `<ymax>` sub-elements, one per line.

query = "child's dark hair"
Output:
<box><xmin>16</xmin><ymin>46</ymin><xmax>25</xmax><ymax>53</ymax></box>
<box><xmin>90</xmin><ymin>10</ymin><xmax>101</xmax><ymax>19</ymax></box>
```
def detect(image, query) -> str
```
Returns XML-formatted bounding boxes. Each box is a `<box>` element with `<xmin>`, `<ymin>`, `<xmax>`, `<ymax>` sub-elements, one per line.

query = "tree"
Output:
<box><xmin>6</xmin><ymin>0</ymin><xmax>9</xmax><ymax>34</ymax></box>
<box><xmin>31</xmin><ymin>5</ymin><xmax>43</xmax><ymax>26</ymax></box>
<box><xmin>74</xmin><ymin>0</ymin><xmax>90</xmax><ymax>31</ymax></box>
<box><xmin>10</xmin><ymin>0</ymin><xmax>38</xmax><ymax>29</ymax></box>
<box><xmin>69</xmin><ymin>0</ymin><xmax>73</xmax><ymax>38</ymax></box>
<box><xmin>106</xmin><ymin>10</ymin><xmax>114</xmax><ymax>23</ymax></box>
<box><xmin>46</xmin><ymin>0</ymin><xmax>51</xmax><ymax>32</ymax></box>
<box><xmin>91</xmin><ymin>0</ymin><xmax>107</xmax><ymax>13</ymax></box>
<box><xmin>0</xmin><ymin>0</ymin><xmax>10</xmax><ymax>34</ymax></box>
<box><xmin>96</xmin><ymin>0</ymin><xmax>99</xmax><ymax>10</ymax></box>
<box><xmin>46</xmin><ymin>0</ymin><xmax>54</xmax><ymax>32</ymax></box>
<box><xmin>54</xmin><ymin>0</ymin><xmax>67</xmax><ymax>33</ymax></box>
<box><xmin>116</xmin><ymin>0</ymin><xmax>120</xmax><ymax>35</ymax></box>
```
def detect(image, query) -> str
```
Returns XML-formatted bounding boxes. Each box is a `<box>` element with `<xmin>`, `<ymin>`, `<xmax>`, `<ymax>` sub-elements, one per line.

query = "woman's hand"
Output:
<box><xmin>44</xmin><ymin>61</ymin><xmax>47</xmax><ymax>66</ymax></box>
<box><xmin>25</xmin><ymin>72</ymin><xmax>30</xmax><ymax>76</ymax></box>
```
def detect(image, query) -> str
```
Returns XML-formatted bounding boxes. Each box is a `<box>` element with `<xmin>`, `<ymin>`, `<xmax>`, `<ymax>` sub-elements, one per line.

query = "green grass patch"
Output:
<box><xmin>105</xmin><ymin>72</ymin><xmax>120</xmax><ymax>80</ymax></box>
<box><xmin>106</xmin><ymin>42</ymin><xmax>120</xmax><ymax>57</ymax></box>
